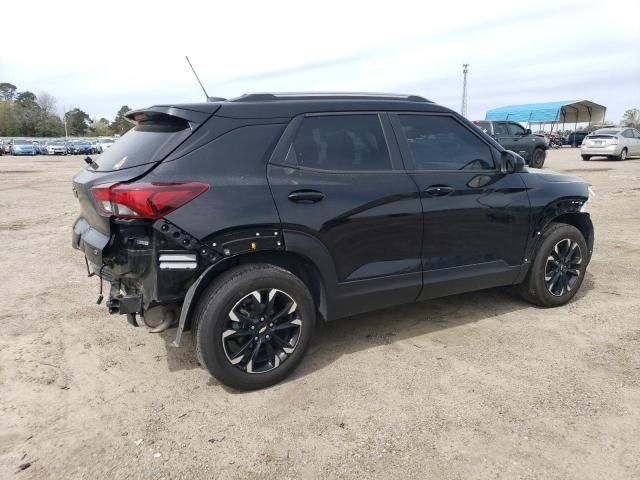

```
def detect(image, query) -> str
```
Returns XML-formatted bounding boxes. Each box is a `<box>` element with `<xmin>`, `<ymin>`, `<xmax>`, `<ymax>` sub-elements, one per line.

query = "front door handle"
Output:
<box><xmin>288</xmin><ymin>190</ymin><xmax>325</xmax><ymax>204</ymax></box>
<box><xmin>424</xmin><ymin>185</ymin><xmax>455</xmax><ymax>197</ymax></box>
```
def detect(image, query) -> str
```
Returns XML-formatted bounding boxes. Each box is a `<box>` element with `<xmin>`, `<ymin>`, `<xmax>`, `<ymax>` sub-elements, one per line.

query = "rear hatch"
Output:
<box><xmin>583</xmin><ymin>135</ymin><xmax>616</xmax><ymax>147</ymax></box>
<box><xmin>72</xmin><ymin>104</ymin><xmax>219</xmax><ymax>264</ymax></box>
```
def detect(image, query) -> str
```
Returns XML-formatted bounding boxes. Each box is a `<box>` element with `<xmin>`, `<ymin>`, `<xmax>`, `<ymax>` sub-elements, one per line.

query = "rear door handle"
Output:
<box><xmin>424</xmin><ymin>185</ymin><xmax>455</xmax><ymax>197</ymax></box>
<box><xmin>288</xmin><ymin>190</ymin><xmax>325</xmax><ymax>204</ymax></box>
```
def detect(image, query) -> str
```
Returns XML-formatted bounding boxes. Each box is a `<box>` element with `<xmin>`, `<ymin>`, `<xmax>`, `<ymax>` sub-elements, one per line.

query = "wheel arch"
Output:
<box><xmin>552</xmin><ymin>212</ymin><xmax>594</xmax><ymax>256</ymax></box>
<box><xmin>517</xmin><ymin>200</ymin><xmax>593</xmax><ymax>283</ymax></box>
<box><xmin>235</xmin><ymin>250</ymin><xmax>328</xmax><ymax>323</ymax></box>
<box><xmin>173</xmin><ymin>249</ymin><xmax>329</xmax><ymax>347</ymax></box>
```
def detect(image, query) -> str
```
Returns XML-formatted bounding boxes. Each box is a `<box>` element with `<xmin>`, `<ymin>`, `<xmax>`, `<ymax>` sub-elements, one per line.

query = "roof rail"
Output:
<box><xmin>229</xmin><ymin>92</ymin><xmax>431</xmax><ymax>103</ymax></box>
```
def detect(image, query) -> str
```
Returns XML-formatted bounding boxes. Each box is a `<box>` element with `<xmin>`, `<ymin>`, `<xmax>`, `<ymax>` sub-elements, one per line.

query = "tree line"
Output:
<box><xmin>2</xmin><ymin>80</ymin><xmax>638</xmax><ymax>137</ymax></box>
<box><xmin>0</xmin><ymin>82</ymin><xmax>133</xmax><ymax>137</ymax></box>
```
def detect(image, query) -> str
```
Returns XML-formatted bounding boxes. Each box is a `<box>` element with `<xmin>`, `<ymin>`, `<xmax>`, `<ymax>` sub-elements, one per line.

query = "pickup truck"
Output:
<box><xmin>474</xmin><ymin>120</ymin><xmax>547</xmax><ymax>168</ymax></box>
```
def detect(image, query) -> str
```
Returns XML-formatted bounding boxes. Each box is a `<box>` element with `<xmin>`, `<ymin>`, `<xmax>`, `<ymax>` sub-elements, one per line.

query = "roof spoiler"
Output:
<box><xmin>125</xmin><ymin>105</ymin><xmax>220</xmax><ymax>128</ymax></box>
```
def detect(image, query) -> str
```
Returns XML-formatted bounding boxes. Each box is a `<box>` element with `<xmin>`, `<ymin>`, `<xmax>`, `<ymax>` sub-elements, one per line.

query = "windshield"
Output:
<box><xmin>14</xmin><ymin>140</ymin><xmax>29</xmax><ymax>145</ymax></box>
<box><xmin>100</xmin><ymin>139</ymin><xmax>114</xmax><ymax>144</ymax></box>
<box><xmin>49</xmin><ymin>142</ymin><xmax>64</xmax><ymax>146</ymax></box>
<box><xmin>93</xmin><ymin>120</ymin><xmax>191</xmax><ymax>171</ymax></box>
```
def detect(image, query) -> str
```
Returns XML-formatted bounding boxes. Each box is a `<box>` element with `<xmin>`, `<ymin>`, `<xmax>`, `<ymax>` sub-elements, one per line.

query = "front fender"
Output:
<box><xmin>516</xmin><ymin>199</ymin><xmax>593</xmax><ymax>283</ymax></box>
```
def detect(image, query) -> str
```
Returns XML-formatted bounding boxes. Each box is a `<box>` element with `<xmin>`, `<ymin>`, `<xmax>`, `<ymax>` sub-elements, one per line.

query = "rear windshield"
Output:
<box><xmin>93</xmin><ymin>120</ymin><xmax>191</xmax><ymax>171</ymax></box>
<box><xmin>474</xmin><ymin>121</ymin><xmax>492</xmax><ymax>135</ymax></box>
<box><xmin>593</xmin><ymin>129</ymin><xmax>620</xmax><ymax>135</ymax></box>
<box><xmin>14</xmin><ymin>140</ymin><xmax>29</xmax><ymax>145</ymax></box>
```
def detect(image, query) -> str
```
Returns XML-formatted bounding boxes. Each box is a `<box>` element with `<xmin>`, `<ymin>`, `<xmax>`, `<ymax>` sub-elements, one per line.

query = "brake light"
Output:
<box><xmin>91</xmin><ymin>182</ymin><xmax>209</xmax><ymax>219</ymax></box>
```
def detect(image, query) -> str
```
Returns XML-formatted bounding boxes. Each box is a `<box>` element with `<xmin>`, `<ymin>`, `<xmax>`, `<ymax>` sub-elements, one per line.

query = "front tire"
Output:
<box><xmin>581</xmin><ymin>155</ymin><xmax>591</xmax><ymax>161</ymax></box>
<box><xmin>529</xmin><ymin>148</ymin><xmax>545</xmax><ymax>168</ymax></box>
<box><xmin>193</xmin><ymin>264</ymin><xmax>316</xmax><ymax>390</ymax></box>
<box><xmin>516</xmin><ymin>223</ymin><xmax>588</xmax><ymax>307</ymax></box>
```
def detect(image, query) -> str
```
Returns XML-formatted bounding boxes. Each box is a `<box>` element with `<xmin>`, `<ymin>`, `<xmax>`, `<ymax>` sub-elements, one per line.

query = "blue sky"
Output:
<box><xmin>1</xmin><ymin>0</ymin><xmax>638</xmax><ymax>123</ymax></box>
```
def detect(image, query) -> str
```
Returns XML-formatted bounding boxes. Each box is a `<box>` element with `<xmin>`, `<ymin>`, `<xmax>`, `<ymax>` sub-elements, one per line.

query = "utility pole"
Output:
<box><xmin>461</xmin><ymin>63</ymin><xmax>469</xmax><ymax>118</ymax></box>
<box><xmin>62</xmin><ymin>105</ymin><xmax>69</xmax><ymax>138</ymax></box>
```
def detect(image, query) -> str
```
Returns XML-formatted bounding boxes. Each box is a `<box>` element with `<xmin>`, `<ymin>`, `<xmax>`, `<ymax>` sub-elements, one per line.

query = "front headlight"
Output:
<box><xmin>580</xmin><ymin>186</ymin><xmax>595</xmax><ymax>213</ymax></box>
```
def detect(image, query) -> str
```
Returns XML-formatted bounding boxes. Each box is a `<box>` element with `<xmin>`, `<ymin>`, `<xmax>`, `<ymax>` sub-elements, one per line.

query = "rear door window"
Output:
<box><xmin>93</xmin><ymin>119</ymin><xmax>192</xmax><ymax>171</ymax></box>
<box><xmin>474</xmin><ymin>121</ymin><xmax>492</xmax><ymax>135</ymax></box>
<box><xmin>288</xmin><ymin>114</ymin><xmax>391</xmax><ymax>171</ymax></box>
<box><xmin>396</xmin><ymin>114</ymin><xmax>495</xmax><ymax>171</ymax></box>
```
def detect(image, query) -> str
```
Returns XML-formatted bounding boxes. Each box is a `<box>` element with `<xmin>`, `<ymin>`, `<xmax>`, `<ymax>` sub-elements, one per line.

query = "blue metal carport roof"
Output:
<box><xmin>485</xmin><ymin>100</ymin><xmax>606</xmax><ymax>124</ymax></box>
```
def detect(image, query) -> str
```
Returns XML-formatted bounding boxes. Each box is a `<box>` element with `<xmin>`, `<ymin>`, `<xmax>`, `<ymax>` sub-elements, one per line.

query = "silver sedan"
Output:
<box><xmin>581</xmin><ymin>127</ymin><xmax>640</xmax><ymax>160</ymax></box>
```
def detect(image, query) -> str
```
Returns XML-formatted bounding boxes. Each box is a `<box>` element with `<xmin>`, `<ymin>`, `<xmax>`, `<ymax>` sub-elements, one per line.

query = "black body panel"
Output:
<box><xmin>149</xmin><ymin>122</ymin><xmax>286</xmax><ymax>240</ymax></box>
<box><xmin>267</xmin><ymin>164</ymin><xmax>422</xmax><ymax>282</ymax></box>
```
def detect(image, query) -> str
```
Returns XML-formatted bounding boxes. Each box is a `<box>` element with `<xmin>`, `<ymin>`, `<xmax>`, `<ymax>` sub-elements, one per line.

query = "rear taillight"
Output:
<box><xmin>91</xmin><ymin>182</ymin><xmax>209</xmax><ymax>220</ymax></box>
<box><xmin>611</xmin><ymin>137</ymin><xmax>619</xmax><ymax>145</ymax></box>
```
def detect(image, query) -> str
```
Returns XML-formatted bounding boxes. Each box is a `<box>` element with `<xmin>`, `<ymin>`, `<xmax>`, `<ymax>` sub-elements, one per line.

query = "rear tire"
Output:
<box><xmin>617</xmin><ymin>148</ymin><xmax>628</xmax><ymax>161</ymax></box>
<box><xmin>581</xmin><ymin>155</ymin><xmax>591</xmax><ymax>161</ymax></box>
<box><xmin>516</xmin><ymin>223</ymin><xmax>588</xmax><ymax>307</ymax></box>
<box><xmin>193</xmin><ymin>264</ymin><xmax>316</xmax><ymax>390</ymax></box>
<box><xmin>529</xmin><ymin>148</ymin><xmax>545</xmax><ymax>168</ymax></box>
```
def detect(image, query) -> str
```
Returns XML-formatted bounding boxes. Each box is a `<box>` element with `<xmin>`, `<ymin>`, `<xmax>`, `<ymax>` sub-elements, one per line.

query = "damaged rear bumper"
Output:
<box><xmin>74</xmin><ymin>217</ymin><xmax>285</xmax><ymax>340</ymax></box>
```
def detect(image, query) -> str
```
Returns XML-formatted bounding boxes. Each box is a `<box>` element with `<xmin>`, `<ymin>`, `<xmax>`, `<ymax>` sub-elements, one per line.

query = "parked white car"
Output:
<box><xmin>97</xmin><ymin>138</ymin><xmax>115</xmax><ymax>153</ymax></box>
<box><xmin>46</xmin><ymin>141</ymin><xmax>68</xmax><ymax>155</ymax></box>
<box><xmin>581</xmin><ymin>127</ymin><xmax>640</xmax><ymax>161</ymax></box>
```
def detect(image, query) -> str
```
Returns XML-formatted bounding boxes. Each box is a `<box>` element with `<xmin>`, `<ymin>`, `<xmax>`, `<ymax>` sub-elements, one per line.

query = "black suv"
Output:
<box><xmin>473</xmin><ymin>120</ymin><xmax>548</xmax><ymax>168</ymax></box>
<box><xmin>72</xmin><ymin>93</ymin><xmax>594</xmax><ymax>390</ymax></box>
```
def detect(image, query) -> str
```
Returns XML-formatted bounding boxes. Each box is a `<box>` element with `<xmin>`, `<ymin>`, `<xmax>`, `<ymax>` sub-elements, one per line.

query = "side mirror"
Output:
<box><xmin>525</xmin><ymin>128</ymin><xmax>532</xmax><ymax>135</ymax></box>
<box><xmin>500</xmin><ymin>150</ymin><xmax>525</xmax><ymax>173</ymax></box>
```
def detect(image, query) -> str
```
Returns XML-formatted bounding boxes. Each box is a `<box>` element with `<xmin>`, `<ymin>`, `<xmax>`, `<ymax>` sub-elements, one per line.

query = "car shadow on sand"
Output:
<box><xmin>158</xmin><ymin>272</ymin><xmax>595</xmax><ymax>391</ymax></box>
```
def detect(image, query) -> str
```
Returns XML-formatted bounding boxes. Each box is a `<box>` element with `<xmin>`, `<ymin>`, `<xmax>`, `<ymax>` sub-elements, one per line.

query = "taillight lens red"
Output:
<box><xmin>91</xmin><ymin>182</ymin><xmax>209</xmax><ymax>220</ymax></box>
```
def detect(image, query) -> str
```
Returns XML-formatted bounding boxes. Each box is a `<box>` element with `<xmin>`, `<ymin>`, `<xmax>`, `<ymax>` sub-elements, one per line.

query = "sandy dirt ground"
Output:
<box><xmin>0</xmin><ymin>148</ymin><xmax>639</xmax><ymax>479</ymax></box>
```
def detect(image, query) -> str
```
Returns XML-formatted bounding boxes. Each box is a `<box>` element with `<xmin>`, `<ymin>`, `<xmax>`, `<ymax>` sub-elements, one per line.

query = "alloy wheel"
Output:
<box><xmin>620</xmin><ymin>149</ymin><xmax>627</xmax><ymax>161</ymax></box>
<box><xmin>222</xmin><ymin>289</ymin><xmax>302</xmax><ymax>374</ymax></box>
<box><xmin>544</xmin><ymin>238</ymin><xmax>582</xmax><ymax>297</ymax></box>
